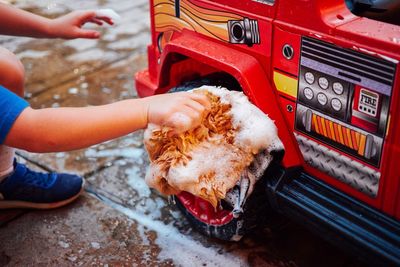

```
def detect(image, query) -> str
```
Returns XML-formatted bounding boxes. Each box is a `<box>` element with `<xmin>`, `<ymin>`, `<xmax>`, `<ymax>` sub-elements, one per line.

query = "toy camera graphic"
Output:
<box><xmin>228</xmin><ymin>18</ymin><xmax>260</xmax><ymax>46</ymax></box>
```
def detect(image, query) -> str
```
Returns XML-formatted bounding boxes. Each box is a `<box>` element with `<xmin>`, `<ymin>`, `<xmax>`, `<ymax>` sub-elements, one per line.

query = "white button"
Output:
<box><xmin>304</xmin><ymin>87</ymin><xmax>314</xmax><ymax>100</ymax></box>
<box><xmin>317</xmin><ymin>93</ymin><xmax>328</xmax><ymax>106</ymax></box>
<box><xmin>318</xmin><ymin>77</ymin><xmax>329</xmax><ymax>89</ymax></box>
<box><xmin>305</xmin><ymin>72</ymin><xmax>315</xmax><ymax>84</ymax></box>
<box><xmin>333</xmin><ymin>82</ymin><xmax>344</xmax><ymax>95</ymax></box>
<box><xmin>331</xmin><ymin>98</ymin><xmax>342</xmax><ymax>111</ymax></box>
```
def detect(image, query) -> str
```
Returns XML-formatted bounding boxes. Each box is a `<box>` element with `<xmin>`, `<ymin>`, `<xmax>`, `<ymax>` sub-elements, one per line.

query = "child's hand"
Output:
<box><xmin>145</xmin><ymin>92</ymin><xmax>211</xmax><ymax>133</ymax></box>
<box><xmin>48</xmin><ymin>10</ymin><xmax>113</xmax><ymax>39</ymax></box>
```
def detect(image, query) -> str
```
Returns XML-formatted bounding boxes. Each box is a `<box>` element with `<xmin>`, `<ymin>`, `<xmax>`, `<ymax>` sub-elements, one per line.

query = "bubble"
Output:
<box><xmin>68</xmin><ymin>87</ymin><xmax>79</xmax><ymax>95</ymax></box>
<box><xmin>169</xmin><ymin>112</ymin><xmax>192</xmax><ymax>133</ymax></box>
<box><xmin>95</xmin><ymin>9</ymin><xmax>121</xmax><ymax>24</ymax></box>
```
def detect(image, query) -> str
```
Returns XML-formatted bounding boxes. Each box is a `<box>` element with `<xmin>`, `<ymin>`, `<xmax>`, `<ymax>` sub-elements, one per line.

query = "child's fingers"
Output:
<box><xmin>94</xmin><ymin>16</ymin><xmax>114</xmax><ymax>25</ymax></box>
<box><xmin>178</xmin><ymin>105</ymin><xmax>198</xmax><ymax>121</ymax></box>
<box><xmin>184</xmin><ymin>100</ymin><xmax>206</xmax><ymax>114</ymax></box>
<box><xmin>188</xmin><ymin>93</ymin><xmax>211</xmax><ymax>110</ymax></box>
<box><xmin>76</xmin><ymin>10</ymin><xmax>97</xmax><ymax>25</ymax></box>
<box><xmin>88</xmin><ymin>18</ymin><xmax>104</xmax><ymax>26</ymax></box>
<box><xmin>167</xmin><ymin>112</ymin><xmax>193</xmax><ymax>133</ymax></box>
<box><xmin>77</xmin><ymin>11</ymin><xmax>112</xmax><ymax>26</ymax></box>
<box><xmin>179</xmin><ymin>105</ymin><xmax>204</xmax><ymax>128</ymax></box>
<box><xmin>74</xmin><ymin>29</ymin><xmax>100</xmax><ymax>39</ymax></box>
<box><xmin>94</xmin><ymin>9</ymin><xmax>121</xmax><ymax>24</ymax></box>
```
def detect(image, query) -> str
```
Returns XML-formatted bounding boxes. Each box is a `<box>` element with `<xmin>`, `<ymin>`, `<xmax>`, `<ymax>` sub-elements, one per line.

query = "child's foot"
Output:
<box><xmin>0</xmin><ymin>161</ymin><xmax>84</xmax><ymax>209</ymax></box>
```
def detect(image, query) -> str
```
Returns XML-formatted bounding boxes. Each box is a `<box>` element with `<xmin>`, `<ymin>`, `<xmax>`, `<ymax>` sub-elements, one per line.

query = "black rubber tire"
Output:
<box><xmin>168</xmin><ymin>73</ymin><xmax>271</xmax><ymax>241</ymax></box>
<box><xmin>172</xmin><ymin>177</ymin><xmax>270</xmax><ymax>241</ymax></box>
<box><xmin>169</xmin><ymin>72</ymin><xmax>242</xmax><ymax>93</ymax></box>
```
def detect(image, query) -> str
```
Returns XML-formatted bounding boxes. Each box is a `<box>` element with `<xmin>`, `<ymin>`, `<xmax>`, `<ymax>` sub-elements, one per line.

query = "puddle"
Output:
<box><xmin>85</xmin><ymin>147</ymin><xmax>144</xmax><ymax>163</ymax></box>
<box><xmin>17</xmin><ymin>50</ymin><xmax>50</xmax><ymax>59</ymax></box>
<box><xmin>126</xmin><ymin>165</ymin><xmax>151</xmax><ymax>198</ymax></box>
<box><xmin>104</xmin><ymin>198</ymin><xmax>249</xmax><ymax>267</ymax></box>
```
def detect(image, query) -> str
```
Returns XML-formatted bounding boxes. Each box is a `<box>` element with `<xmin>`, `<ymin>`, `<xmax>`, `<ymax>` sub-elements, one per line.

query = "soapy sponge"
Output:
<box><xmin>144</xmin><ymin>86</ymin><xmax>283</xmax><ymax>209</ymax></box>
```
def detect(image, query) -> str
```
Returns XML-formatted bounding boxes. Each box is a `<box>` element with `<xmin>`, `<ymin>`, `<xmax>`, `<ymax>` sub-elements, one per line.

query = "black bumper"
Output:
<box><xmin>265</xmin><ymin>164</ymin><xmax>400</xmax><ymax>266</ymax></box>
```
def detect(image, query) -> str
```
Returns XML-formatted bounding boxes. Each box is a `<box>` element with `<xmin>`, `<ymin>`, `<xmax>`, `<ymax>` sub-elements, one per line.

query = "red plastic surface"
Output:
<box><xmin>272</xmin><ymin>27</ymin><xmax>301</xmax><ymax>77</ymax></box>
<box><xmin>177</xmin><ymin>192</ymin><xmax>233</xmax><ymax>225</ymax></box>
<box><xmin>278</xmin><ymin>96</ymin><xmax>296</xmax><ymax>128</ymax></box>
<box><xmin>136</xmin><ymin>0</ymin><xmax>400</xmax><ymax>219</ymax></box>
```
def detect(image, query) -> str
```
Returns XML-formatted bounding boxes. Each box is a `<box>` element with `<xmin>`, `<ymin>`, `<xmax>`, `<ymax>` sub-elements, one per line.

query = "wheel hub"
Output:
<box><xmin>177</xmin><ymin>191</ymin><xmax>234</xmax><ymax>225</ymax></box>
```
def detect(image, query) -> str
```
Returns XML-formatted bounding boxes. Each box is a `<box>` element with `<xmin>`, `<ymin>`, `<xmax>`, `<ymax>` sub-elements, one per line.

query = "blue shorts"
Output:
<box><xmin>0</xmin><ymin>86</ymin><xmax>29</xmax><ymax>144</ymax></box>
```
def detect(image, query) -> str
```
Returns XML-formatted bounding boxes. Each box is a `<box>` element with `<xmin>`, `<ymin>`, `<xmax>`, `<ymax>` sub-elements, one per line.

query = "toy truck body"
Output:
<box><xmin>135</xmin><ymin>0</ymin><xmax>400</xmax><ymax>264</ymax></box>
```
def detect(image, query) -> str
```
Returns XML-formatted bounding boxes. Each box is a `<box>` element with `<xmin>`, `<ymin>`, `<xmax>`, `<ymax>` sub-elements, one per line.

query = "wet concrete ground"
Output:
<box><xmin>0</xmin><ymin>1</ymin><xmax>368</xmax><ymax>266</ymax></box>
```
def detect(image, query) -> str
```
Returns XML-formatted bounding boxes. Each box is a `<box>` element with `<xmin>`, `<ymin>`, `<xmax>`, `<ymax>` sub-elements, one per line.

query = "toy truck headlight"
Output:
<box><xmin>228</xmin><ymin>18</ymin><xmax>260</xmax><ymax>46</ymax></box>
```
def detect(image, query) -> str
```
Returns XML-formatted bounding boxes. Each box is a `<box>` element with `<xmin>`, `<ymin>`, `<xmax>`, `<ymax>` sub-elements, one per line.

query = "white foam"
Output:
<box><xmin>17</xmin><ymin>50</ymin><xmax>49</xmax><ymax>59</ymax></box>
<box><xmin>135</xmin><ymin>198</ymin><xmax>161</xmax><ymax>219</ymax></box>
<box><xmin>90</xmin><ymin>242</ymin><xmax>101</xmax><ymax>249</ymax></box>
<box><xmin>197</xmin><ymin>86</ymin><xmax>280</xmax><ymax>153</ymax></box>
<box><xmin>66</xmin><ymin>48</ymin><xmax>118</xmax><ymax>62</ymax></box>
<box><xmin>196</xmin><ymin>85</ymin><xmax>230</xmax><ymax>104</ymax></box>
<box><xmin>105</xmin><ymin>200</ymin><xmax>248</xmax><ymax>267</ymax></box>
<box><xmin>137</xmin><ymin>224</ymin><xmax>150</xmax><ymax>246</ymax></box>
<box><xmin>145</xmin><ymin>163</ymin><xmax>163</xmax><ymax>189</ymax></box>
<box><xmin>144</xmin><ymin>86</ymin><xmax>282</xmax><ymax>204</ymax></box>
<box><xmin>95</xmin><ymin>9</ymin><xmax>121</xmax><ymax>24</ymax></box>
<box><xmin>85</xmin><ymin>147</ymin><xmax>143</xmax><ymax>163</ymax></box>
<box><xmin>143</xmin><ymin>123</ymin><xmax>157</xmax><ymax>141</ymax></box>
<box><xmin>64</xmin><ymin>38</ymin><xmax>97</xmax><ymax>51</ymax></box>
<box><xmin>126</xmin><ymin>165</ymin><xmax>150</xmax><ymax>198</ymax></box>
<box><xmin>168</xmin><ymin>142</ymin><xmax>240</xmax><ymax>194</ymax></box>
<box><xmin>68</xmin><ymin>87</ymin><xmax>79</xmax><ymax>95</ymax></box>
<box><xmin>169</xmin><ymin>112</ymin><xmax>192</xmax><ymax>133</ymax></box>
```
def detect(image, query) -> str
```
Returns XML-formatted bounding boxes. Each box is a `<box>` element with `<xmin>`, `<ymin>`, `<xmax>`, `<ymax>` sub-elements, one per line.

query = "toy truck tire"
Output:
<box><xmin>169</xmin><ymin>75</ymin><xmax>270</xmax><ymax>241</ymax></box>
<box><xmin>172</xmin><ymin>179</ymin><xmax>269</xmax><ymax>241</ymax></box>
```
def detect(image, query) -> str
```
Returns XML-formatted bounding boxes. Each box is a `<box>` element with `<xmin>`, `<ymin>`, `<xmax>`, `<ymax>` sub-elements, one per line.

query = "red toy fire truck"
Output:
<box><xmin>135</xmin><ymin>0</ymin><xmax>400</xmax><ymax>265</ymax></box>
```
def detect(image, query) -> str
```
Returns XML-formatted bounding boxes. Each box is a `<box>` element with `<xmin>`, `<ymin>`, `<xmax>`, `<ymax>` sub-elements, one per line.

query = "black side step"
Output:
<box><xmin>265</xmin><ymin>165</ymin><xmax>400</xmax><ymax>266</ymax></box>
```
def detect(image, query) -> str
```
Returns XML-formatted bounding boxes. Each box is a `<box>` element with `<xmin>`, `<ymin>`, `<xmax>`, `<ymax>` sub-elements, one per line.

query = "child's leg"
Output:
<box><xmin>0</xmin><ymin>47</ymin><xmax>25</xmax><ymax>180</ymax></box>
<box><xmin>0</xmin><ymin>47</ymin><xmax>25</xmax><ymax>96</ymax></box>
<box><xmin>0</xmin><ymin>146</ymin><xmax>15</xmax><ymax>178</ymax></box>
<box><xmin>0</xmin><ymin>47</ymin><xmax>83</xmax><ymax>209</ymax></box>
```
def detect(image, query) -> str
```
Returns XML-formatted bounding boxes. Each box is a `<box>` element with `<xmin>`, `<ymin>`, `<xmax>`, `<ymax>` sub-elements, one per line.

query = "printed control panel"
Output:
<box><xmin>295</xmin><ymin>37</ymin><xmax>396</xmax><ymax>169</ymax></box>
<box><xmin>358</xmin><ymin>89</ymin><xmax>379</xmax><ymax>117</ymax></box>
<box><xmin>298</xmin><ymin>67</ymin><xmax>352</xmax><ymax>122</ymax></box>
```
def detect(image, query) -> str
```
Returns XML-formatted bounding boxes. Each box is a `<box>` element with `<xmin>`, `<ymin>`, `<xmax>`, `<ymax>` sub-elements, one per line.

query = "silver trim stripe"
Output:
<box><xmin>295</xmin><ymin>133</ymin><xmax>381</xmax><ymax>198</ymax></box>
<box><xmin>301</xmin><ymin>57</ymin><xmax>392</xmax><ymax>96</ymax></box>
<box><xmin>301</xmin><ymin>37</ymin><xmax>396</xmax><ymax>96</ymax></box>
<box><xmin>302</xmin><ymin>38</ymin><xmax>394</xmax><ymax>72</ymax></box>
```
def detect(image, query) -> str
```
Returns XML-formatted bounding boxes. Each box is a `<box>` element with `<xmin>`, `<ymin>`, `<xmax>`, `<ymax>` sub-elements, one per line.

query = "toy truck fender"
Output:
<box><xmin>136</xmin><ymin>33</ymin><xmax>302</xmax><ymax>168</ymax></box>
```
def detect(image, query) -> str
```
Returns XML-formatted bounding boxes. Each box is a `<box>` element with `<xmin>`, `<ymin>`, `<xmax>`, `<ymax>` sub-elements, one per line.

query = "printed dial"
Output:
<box><xmin>331</xmin><ymin>98</ymin><xmax>342</xmax><ymax>111</ymax></box>
<box><xmin>305</xmin><ymin>72</ymin><xmax>315</xmax><ymax>84</ymax></box>
<box><xmin>317</xmin><ymin>93</ymin><xmax>328</xmax><ymax>106</ymax></box>
<box><xmin>333</xmin><ymin>82</ymin><xmax>344</xmax><ymax>95</ymax></box>
<box><xmin>304</xmin><ymin>87</ymin><xmax>314</xmax><ymax>100</ymax></box>
<box><xmin>318</xmin><ymin>77</ymin><xmax>329</xmax><ymax>89</ymax></box>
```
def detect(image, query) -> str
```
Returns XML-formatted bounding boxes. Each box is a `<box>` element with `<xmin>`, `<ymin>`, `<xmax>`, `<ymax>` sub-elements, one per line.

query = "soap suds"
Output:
<box><xmin>105</xmin><ymin>199</ymin><xmax>248</xmax><ymax>267</ymax></box>
<box><xmin>85</xmin><ymin>147</ymin><xmax>143</xmax><ymax>162</ymax></box>
<box><xmin>144</xmin><ymin>86</ymin><xmax>283</xmax><ymax>208</ymax></box>
<box><xmin>95</xmin><ymin>8</ymin><xmax>121</xmax><ymax>24</ymax></box>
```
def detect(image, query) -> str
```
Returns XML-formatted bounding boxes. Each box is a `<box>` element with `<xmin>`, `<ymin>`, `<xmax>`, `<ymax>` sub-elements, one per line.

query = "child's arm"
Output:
<box><xmin>4</xmin><ymin>92</ymin><xmax>210</xmax><ymax>153</ymax></box>
<box><xmin>0</xmin><ymin>3</ymin><xmax>111</xmax><ymax>39</ymax></box>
